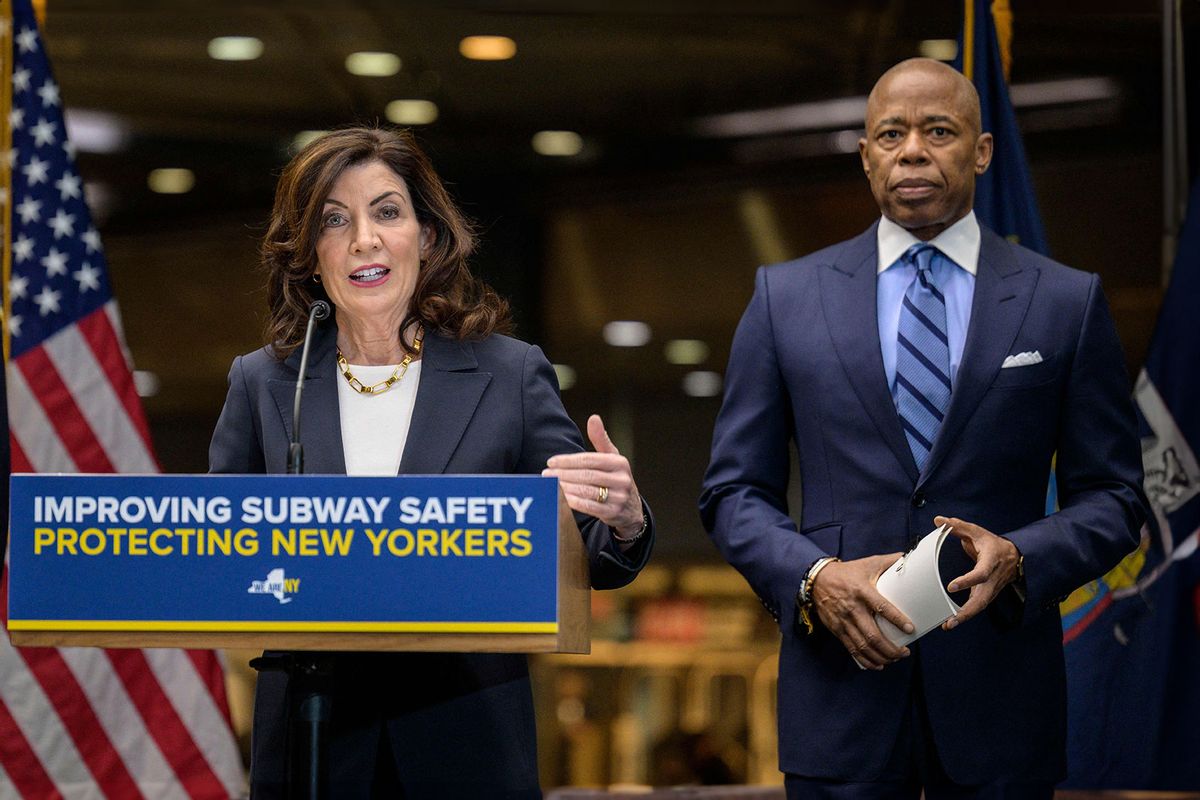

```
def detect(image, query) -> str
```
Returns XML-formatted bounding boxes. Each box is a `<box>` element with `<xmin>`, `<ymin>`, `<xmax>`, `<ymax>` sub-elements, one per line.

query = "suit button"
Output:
<box><xmin>911</xmin><ymin>492</ymin><xmax>927</xmax><ymax>508</ymax></box>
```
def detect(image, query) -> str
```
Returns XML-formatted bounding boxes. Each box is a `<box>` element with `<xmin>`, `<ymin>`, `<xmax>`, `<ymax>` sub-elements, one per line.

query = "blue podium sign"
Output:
<box><xmin>7</xmin><ymin>474</ymin><xmax>589</xmax><ymax>652</ymax></box>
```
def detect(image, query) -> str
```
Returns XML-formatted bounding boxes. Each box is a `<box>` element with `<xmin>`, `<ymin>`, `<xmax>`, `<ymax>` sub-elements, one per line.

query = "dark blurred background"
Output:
<box><xmin>39</xmin><ymin>0</ymin><xmax>1188</xmax><ymax>785</ymax></box>
<box><xmin>49</xmin><ymin>0</ymin><xmax>1174</xmax><ymax>563</ymax></box>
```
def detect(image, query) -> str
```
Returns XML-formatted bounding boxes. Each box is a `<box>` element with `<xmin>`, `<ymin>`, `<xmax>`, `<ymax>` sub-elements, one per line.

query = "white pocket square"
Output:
<box><xmin>1002</xmin><ymin>351</ymin><xmax>1043</xmax><ymax>369</ymax></box>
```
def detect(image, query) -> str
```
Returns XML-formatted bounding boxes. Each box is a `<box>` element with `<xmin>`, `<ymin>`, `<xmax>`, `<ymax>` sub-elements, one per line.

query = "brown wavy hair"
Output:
<box><xmin>261</xmin><ymin>126</ymin><xmax>511</xmax><ymax>359</ymax></box>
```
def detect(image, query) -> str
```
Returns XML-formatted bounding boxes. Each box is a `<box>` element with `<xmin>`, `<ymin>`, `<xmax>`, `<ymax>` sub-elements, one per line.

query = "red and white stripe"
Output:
<box><xmin>3</xmin><ymin>302</ymin><xmax>246</xmax><ymax>798</ymax></box>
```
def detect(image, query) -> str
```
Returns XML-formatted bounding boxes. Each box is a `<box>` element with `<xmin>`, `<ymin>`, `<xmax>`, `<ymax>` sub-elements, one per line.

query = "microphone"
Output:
<box><xmin>287</xmin><ymin>300</ymin><xmax>331</xmax><ymax>475</ymax></box>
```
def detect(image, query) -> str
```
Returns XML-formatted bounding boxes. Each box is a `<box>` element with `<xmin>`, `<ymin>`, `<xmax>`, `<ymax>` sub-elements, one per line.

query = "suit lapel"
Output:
<box><xmin>920</xmin><ymin>227</ymin><xmax>1039</xmax><ymax>481</ymax></box>
<box><xmin>267</xmin><ymin>321</ymin><xmax>347</xmax><ymax>474</ymax></box>
<box><xmin>399</xmin><ymin>332</ymin><xmax>491</xmax><ymax>475</ymax></box>
<box><xmin>821</xmin><ymin>222</ymin><xmax>920</xmax><ymax>483</ymax></box>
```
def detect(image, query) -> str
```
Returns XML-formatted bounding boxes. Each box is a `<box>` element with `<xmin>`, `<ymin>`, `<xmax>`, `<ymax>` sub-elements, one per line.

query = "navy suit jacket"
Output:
<box><xmin>700</xmin><ymin>222</ymin><xmax>1145</xmax><ymax>784</ymax></box>
<box><xmin>210</xmin><ymin>322</ymin><xmax>653</xmax><ymax>795</ymax></box>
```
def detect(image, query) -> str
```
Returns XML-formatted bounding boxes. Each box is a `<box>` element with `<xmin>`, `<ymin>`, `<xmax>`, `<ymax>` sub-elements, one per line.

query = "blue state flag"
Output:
<box><xmin>1059</xmin><ymin>179</ymin><xmax>1200</xmax><ymax>790</ymax></box>
<box><xmin>954</xmin><ymin>1</ymin><xmax>1200</xmax><ymax>788</ymax></box>
<box><xmin>952</xmin><ymin>0</ymin><xmax>1049</xmax><ymax>255</ymax></box>
<box><xmin>953</xmin><ymin>1</ymin><xmax>1062</xmax><ymax>520</ymax></box>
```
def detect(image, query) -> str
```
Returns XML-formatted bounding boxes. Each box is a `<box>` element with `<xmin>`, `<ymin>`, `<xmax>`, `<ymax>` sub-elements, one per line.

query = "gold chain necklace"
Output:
<box><xmin>337</xmin><ymin>328</ymin><xmax>424</xmax><ymax>395</ymax></box>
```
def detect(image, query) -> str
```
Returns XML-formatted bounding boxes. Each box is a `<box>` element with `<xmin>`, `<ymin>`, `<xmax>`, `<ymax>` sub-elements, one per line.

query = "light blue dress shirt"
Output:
<box><xmin>876</xmin><ymin>211</ymin><xmax>980</xmax><ymax>396</ymax></box>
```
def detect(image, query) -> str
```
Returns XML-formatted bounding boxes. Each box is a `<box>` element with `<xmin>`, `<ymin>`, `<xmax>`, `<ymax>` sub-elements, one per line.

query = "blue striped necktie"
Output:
<box><xmin>895</xmin><ymin>243</ymin><xmax>951</xmax><ymax>470</ymax></box>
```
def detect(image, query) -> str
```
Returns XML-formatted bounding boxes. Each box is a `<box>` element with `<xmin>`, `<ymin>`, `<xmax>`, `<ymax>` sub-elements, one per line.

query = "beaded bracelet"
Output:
<box><xmin>611</xmin><ymin>515</ymin><xmax>649</xmax><ymax>544</ymax></box>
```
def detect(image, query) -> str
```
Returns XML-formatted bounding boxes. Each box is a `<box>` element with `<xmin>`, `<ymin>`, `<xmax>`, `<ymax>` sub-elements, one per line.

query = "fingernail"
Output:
<box><xmin>946</xmin><ymin>618</ymin><xmax>957</xmax><ymax>630</ymax></box>
<box><xmin>947</xmin><ymin>582</ymin><xmax>958</xmax><ymax>592</ymax></box>
<box><xmin>903</xmin><ymin>623</ymin><xmax>914</xmax><ymax>633</ymax></box>
<box><xmin>901</xmin><ymin>648</ymin><xmax>910</xmax><ymax>658</ymax></box>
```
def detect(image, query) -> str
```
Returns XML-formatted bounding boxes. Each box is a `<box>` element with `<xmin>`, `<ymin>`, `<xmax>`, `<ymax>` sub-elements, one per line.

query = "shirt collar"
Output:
<box><xmin>876</xmin><ymin>210</ymin><xmax>980</xmax><ymax>275</ymax></box>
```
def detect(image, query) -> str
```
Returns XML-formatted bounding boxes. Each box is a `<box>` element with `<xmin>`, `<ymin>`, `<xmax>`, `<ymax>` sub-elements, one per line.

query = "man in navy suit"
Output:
<box><xmin>700</xmin><ymin>58</ymin><xmax>1146</xmax><ymax>798</ymax></box>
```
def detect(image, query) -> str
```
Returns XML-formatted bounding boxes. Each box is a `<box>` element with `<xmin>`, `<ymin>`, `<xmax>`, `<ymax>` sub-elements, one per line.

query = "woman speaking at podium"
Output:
<box><xmin>209</xmin><ymin>126</ymin><xmax>654</xmax><ymax>798</ymax></box>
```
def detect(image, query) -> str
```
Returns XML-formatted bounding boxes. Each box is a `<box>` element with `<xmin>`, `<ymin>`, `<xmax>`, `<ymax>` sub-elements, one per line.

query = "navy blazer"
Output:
<box><xmin>210</xmin><ymin>322</ymin><xmax>653</xmax><ymax>796</ymax></box>
<box><xmin>700</xmin><ymin>223</ymin><xmax>1145</xmax><ymax>784</ymax></box>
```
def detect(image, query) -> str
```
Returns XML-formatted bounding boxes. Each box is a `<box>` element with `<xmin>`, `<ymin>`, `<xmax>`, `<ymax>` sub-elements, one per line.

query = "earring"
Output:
<box><xmin>313</xmin><ymin>273</ymin><xmax>322</xmax><ymax>283</ymax></box>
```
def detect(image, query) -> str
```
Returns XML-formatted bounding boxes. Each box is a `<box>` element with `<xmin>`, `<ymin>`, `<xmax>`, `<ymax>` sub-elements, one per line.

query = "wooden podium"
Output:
<box><xmin>9</xmin><ymin>472</ymin><xmax>593</xmax><ymax>798</ymax></box>
<box><xmin>7</xmin><ymin>474</ymin><xmax>592</xmax><ymax>657</ymax></box>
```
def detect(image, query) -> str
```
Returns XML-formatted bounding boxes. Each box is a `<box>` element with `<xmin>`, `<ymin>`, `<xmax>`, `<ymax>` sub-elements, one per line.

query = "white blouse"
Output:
<box><xmin>336</xmin><ymin>359</ymin><xmax>422</xmax><ymax>476</ymax></box>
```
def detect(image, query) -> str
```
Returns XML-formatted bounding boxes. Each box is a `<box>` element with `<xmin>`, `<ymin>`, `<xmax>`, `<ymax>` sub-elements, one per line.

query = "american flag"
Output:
<box><xmin>1</xmin><ymin>0</ymin><xmax>246</xmax><ymax>796</ymax></box>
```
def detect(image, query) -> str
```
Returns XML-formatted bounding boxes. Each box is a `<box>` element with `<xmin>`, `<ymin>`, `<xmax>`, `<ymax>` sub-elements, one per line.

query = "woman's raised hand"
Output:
<box><xmin>543</xmin><ymin>414</ymin><xmax>645</xmax><ymax>542</ymax></box>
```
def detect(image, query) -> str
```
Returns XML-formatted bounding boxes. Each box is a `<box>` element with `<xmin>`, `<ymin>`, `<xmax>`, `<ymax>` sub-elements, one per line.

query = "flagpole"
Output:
<box><xmin>2</xmin><ymin>0</ymin><xmax>13</xmax><ymax>363</ymax></box>
<box><xmin>961</xmin><ymin>0</ymin><xmax>975</xmax><ymax>81</ymax></box>
<box><xmin>1163</xmin><ymin>0</ymin><xmax>1188</xmax><ymax>286</ymax></box>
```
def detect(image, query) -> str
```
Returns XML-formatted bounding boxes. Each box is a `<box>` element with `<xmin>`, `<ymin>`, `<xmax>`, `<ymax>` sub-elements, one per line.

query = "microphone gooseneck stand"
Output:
<box><xmin>287</xmin><ymin>299</ymin><xmax>330</xmax><ymax>475</ymax></box>
<box><xmin>250</xmin><ymin>299</ymin><xmax>335</xmax><ymax>799</ymax></box>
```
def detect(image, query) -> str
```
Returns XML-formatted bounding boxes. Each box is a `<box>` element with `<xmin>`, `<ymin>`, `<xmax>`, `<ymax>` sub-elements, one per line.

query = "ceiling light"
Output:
<box><xmin>133</xmin><ymin>370</ymin><xmax>160</xmax><ymax>398</ymax></box>
<box><xmin>207</xmin><ymin>36</ymin><xmax>263</xmax><ymax>61</ymax></box>
<box><xmin>695</xmin><ymin>76</ymin><xmax>1119</xmax><ymax>140</ymax></box>
<box><xmin>695</xmin><ymin>96</ymin><xmax>866</xmax><ymax>138</ymax></box>
<box><xmin>664</xmin><ymin>339</ymin><xmax>709</xmax><ymax>365</ymax></box>
<box><xmin>385</xmin><ymin>99</ymin><xmax>439</xmax><ymax>125</ymax></box>
<box><xmin>291</xmin><ymin>130</ymin><xmax>328</xmax><ymax>152</ymax></box>
<box><xmin>531</xmin><ymin>130</ymin><xmax>583</xmax><ymax>157</ymax></box>
<box><xmin>552</xmin><ymin>364</ymin><xmax>576</xmax><ymax>391</ymax></box>
<box><xmin>919</xmin><ymin>39</ymin><xmax>958</xmax><ymax>61</ymax></box>
<box><xmin>83</xmin><ymin>182</ymin><xmax>116</xmax><ymax>224</ymax></box>
<box><xmin>147</xmin><ymin>168</ymin><xmax>194</xmax><ymax>194</ymax></box>
<box><xmin>63</xmin><ymin>109</ymin><xmax>129</xmax><ymax>154</ymax></box>
<box><xmin>828</xmin><ymin>129</ymin><xmax>863</xmax><ymax>154</ymax></box>
<box><xmin>683</xmin><ymin>371</ymin><xmax>723</xmax><ymax>398</ymax></box>
<box><xmin>1008</xmin><ymin>77</ymin><xmax>1118</xmax><ymax>107</ymax></box>
<box><xmin>345</xmin><ymin>51</ymin><xmax>401</xmax><ymax>77</ymax></box>
<box><xmin>459</xmin><ymin>36</ymin><xmax>516</xmax><ymax>61</ymax></box>
<box><xmin>603</xmin><ymin>321</ymin><xmax>651</xmax><ymax>348</ymax></box>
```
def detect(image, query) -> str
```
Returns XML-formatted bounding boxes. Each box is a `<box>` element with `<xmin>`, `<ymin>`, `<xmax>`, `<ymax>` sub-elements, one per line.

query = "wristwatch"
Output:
<box><xmin>1011</xmin><ymin>543</ymin><xmax>1026</xmax><ymax>602</ymax></box>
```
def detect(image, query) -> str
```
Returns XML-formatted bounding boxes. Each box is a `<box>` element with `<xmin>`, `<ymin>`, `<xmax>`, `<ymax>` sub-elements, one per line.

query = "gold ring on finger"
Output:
<box><xmin>597</xmin><ymin>486</ymin><xmax>609</xmax><ymax>503</ymax></box>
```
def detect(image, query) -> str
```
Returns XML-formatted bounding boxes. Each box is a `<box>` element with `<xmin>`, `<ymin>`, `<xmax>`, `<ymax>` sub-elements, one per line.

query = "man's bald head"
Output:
<box><xmin>867</xmin><ymin>58</ymin><xmax>983</xmax><ymax>138</ymax></box>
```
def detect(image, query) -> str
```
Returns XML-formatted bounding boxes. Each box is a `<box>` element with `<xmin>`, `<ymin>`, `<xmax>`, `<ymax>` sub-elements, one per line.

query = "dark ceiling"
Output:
<box><xmin>46</xmin><ymin>0</ymin><xmax>1162</xmax><ymax>225</ymax></box>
